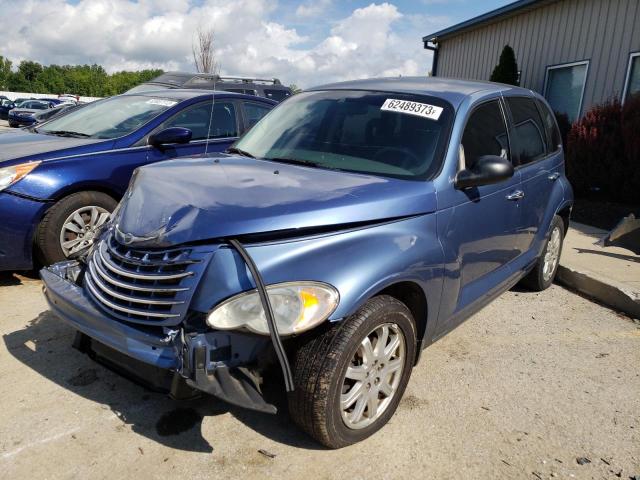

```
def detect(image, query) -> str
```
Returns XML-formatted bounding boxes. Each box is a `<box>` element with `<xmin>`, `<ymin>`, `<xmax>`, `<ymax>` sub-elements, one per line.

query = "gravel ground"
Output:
<box><xmin>0</xmin><ymin>274</ymin><xmax>638</xmax><ymax>480</ymax></box>
<box><xmin>0</xmin><ymin>119</ymin><xmax>11</xmax><ymax>131</ymax></box>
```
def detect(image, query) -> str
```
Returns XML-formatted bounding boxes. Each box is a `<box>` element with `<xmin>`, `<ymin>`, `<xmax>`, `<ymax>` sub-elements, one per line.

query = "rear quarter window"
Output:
<box><xmin>505</xmin><ymin>97</ymin><xmax>547</xmax><ymax>166</ymax></box>
<box><xmin>536</xmin><ymin>99</ymin><xmax>562</xmax><ymax>153</ymax></box>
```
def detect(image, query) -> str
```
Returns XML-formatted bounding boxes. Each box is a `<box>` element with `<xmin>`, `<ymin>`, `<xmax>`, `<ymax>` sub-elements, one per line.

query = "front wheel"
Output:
<box><xmin>35</xmin><ymin>191</ymin><xmax>117</xmax><ymax>266</ymax></box>
<box><xmin>288</xmin><ymin>295</ymin><xmax>416</xmax><ymax>448</ymax></box>
<box><xmin>522</xmin><ymin>215</ymin><xmax>565</xmax><ymax>291</ymax></box>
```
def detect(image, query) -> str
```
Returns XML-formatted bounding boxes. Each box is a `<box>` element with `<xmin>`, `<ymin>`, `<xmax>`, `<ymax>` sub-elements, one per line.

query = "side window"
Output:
<box><xmin>159</xmin><ymin>101</ymin><xmax>238</xmax><ymax>141</ymax></box>
<box><xmin>161</xmin><ymin>102</ymin><xmax>212</xmax><ymax>141</ymax></box>
<box><xmin>506</xmin><ymin>97</ymin><xmax>547</xmax><ymax>165</ymax></box>
<box><xmin>461</xmin><ymin>100</ymin><xmax>509</xmax><ymax>169</ymax></box>
<box><xmin>210</xmin><ymin>102</ymin><xmax>238</xmax><ymax>138</ymax></box>
<box><xmin>242</xmin><ymin>102</ymin><xmax>271</xmax><ymax>131</ymax></box>
<box><xmin>536</xmin><ymin>99</ymin><xmax>562</xmax><ymax>152</ymax></box>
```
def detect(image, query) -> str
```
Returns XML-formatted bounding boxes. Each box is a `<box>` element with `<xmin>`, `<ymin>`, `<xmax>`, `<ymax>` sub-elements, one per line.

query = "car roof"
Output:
<box><xmin>308</xmin><ymin>76</ymin><xmax>534</xmax><ymax>109</ymax></box>
<box><xmin>119</xmin><ymin>88</ymin><xmax>277</xmax><ymax>103</ymax></box>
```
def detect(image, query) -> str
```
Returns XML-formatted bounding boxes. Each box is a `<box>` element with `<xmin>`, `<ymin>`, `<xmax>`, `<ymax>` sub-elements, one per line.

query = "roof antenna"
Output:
<box><xmin>204</xmin><ymin>70</ymin><xmax>218</xmax><ymax>156</ymax></box>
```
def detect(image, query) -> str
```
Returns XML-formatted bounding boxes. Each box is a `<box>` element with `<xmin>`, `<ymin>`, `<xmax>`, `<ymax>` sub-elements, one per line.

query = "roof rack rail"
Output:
<box><xmin>184</xmin><ymin>74</ymin><xmax>280</xmax><ymax>85</ymax></box>
<box><xmin>212</xmin><ymin>75</ymin><xmax>282</xmax><ymax>85</ymax></box>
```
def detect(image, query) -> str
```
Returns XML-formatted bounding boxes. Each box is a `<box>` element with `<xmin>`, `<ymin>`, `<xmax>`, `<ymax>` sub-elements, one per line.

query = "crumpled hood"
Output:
<box><xmin>113</xmin><ymin>154</ymin><xmax>437</xmax><ymax>247</ymax></box>
<box><xmin>0</xmin><ymin>129</ymin><xmax>107</xmax><ymax>164</ymax></box>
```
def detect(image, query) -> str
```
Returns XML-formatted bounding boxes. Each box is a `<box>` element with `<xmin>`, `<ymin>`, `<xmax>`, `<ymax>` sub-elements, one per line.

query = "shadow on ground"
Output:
<box><xmin>0</xmin><ymin>270</ymin><xmax>41</xmax><ymax>287</ymax></box>
<box><xmin>3</xmin><ymin>310</ymin><xmax>322</xmax><ymax>453</ymax></box>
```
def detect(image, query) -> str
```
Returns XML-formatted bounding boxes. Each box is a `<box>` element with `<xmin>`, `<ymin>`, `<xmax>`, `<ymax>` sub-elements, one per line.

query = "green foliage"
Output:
<box><xmin>0</xmin><ymin>56</ymin><xmax>13</xmax><ymax>89</ymax></box>
<box><xmin>565</xmin><ymin>94</ymin><xmax>640</xmax><ymax>204</ymax></box>
<box><xmin>489</xmin><ymin>45</ymin><xmax>519</xmax><ymax>86</ymax></box>
<box><xmin>0</xmin><ymin>59</ymin><xmax>163</xmax><ymax>97</ymax></box>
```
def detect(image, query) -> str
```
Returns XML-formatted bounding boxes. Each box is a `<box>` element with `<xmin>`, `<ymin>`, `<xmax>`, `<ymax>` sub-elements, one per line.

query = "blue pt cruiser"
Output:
<box><xmin>42</xmin><ymin>77</ymin><xmax>573</xmax><ymax>448</ymax></box>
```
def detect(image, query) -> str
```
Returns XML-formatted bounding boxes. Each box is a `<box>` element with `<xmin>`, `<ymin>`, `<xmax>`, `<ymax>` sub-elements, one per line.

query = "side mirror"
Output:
<box><xmin>148</xmin><ymin>127</ymin><xmax>192</xmax><ymax>148</ymax></box>
<box><xmin>455</xmin><ymin>155</ymin><xmax>514</xmax><ymax>189</ymax></box>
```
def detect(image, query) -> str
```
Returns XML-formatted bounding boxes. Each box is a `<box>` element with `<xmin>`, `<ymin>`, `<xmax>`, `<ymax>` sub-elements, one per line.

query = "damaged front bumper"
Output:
<box><xmin>41</xmin><ymin>262</ymin><xmax>277</xmax><ymax>414</ymax></box>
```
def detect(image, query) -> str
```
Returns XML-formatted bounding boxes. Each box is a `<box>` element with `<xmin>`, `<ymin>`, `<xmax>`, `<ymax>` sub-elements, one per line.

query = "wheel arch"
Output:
<box><xmin>30</xmin><ymin>186</ymin><xmax>121</xmax><ymax>266</ymax></box>
<box><xmin>376</xmin><ymin>281</ymin><xmax>429</xmax><ymax>363</ymax></box>
<box><xmin>556</xmin><ymin>202</ymin><xmax>572</xmax><ymax>234</ymax></box>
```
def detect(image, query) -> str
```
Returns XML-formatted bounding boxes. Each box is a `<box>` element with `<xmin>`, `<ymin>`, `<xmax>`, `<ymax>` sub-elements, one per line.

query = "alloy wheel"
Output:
<box><xmin>59</xmin><ymin>205</ymin><xmax>110</xmax><ymax>257</ymax></box>
<box><xmin>340</xmin><ymin>322</ymin><xmax>406</xmax><ymax>430</ymax></box>
<box><xmin>543</xmin><ymin>226</ymin><xmax>562</xmax><ymax>281</ymax></box>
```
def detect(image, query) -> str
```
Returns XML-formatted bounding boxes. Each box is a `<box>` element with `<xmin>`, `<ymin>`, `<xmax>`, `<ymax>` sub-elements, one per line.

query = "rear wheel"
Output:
<box><xmin>36</xmin><ymin>191</ymin><xmax>116</xmax><ymax>266</ymax></box>
<box><xmin>288</xmin><ymin>295</ymin><xmax>416</xmax><ymax>448</ymax></box>
<box><xmin>522</xmin><ymin>215</ymin><xmax>565</xmax><ymax>291</ymax></box>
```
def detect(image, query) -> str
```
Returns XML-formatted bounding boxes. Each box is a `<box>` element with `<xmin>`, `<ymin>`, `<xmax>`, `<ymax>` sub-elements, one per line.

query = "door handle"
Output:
<box><xmin>548</xmin><ymin>172</ymin><xmax>560</xmax><ymax>181</ymax></box>
<box><xmin>506</xmin><ymin>190</ymin><xmax>525</xmax><ymax>201</ymax></box>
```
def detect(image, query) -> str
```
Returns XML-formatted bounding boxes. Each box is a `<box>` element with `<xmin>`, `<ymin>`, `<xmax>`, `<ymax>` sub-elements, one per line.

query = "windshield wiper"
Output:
<box><xmin>45</xmin><ymin>130</ymin><xmax>91</xmax><ymax>138</ymax></box>
<box><xmin>226</xmin><ymin>147</ymin><xmax>255</xmax><ymax>158</ymax></box>
<box><xmin>265</xmin><ymin>157</ymin><xmax>335</xmax><ymax>170</ymax></box>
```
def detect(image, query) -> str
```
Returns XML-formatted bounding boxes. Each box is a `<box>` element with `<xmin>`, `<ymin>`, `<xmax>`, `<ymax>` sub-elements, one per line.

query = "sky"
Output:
<box><xmin>0</xmin><ymin>0</ymin><xmax>512</xmax><ymax>88</ymax></box>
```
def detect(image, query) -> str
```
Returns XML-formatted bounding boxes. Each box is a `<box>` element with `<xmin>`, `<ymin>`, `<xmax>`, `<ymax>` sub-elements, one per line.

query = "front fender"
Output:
<box><xmin>190</xmin><ymin>215</ymin><xmax>445</xmax><ymax>333</ymax></box>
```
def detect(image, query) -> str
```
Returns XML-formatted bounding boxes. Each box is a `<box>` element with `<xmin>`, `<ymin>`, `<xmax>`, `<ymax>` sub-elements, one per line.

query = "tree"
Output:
<box><xmin>490</xmin><ymin>45</ymin><xmax>519</xmax><ymax>86</ymax></box>
<box><xmin>0</xmin><ymin>57</ymin><xmax>163</xmax><ymax>96</ymax></box>
<box><xmin>192</xmin><ymin>26</ymin><xmax>220</xmax><ymax>74</ymax></box>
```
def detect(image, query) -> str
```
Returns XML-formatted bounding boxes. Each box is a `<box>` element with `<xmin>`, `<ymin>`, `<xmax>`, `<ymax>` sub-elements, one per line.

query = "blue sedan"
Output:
<box><xmin>0</xmin><ymin>89</ymin><xmax>276</xmax><ymax>270</ymax></box>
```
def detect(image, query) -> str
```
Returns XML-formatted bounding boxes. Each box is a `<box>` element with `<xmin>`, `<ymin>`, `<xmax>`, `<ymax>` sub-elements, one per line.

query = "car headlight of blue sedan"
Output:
<box><xmin>0</xmin><ymin>161</ymin><xmax>41</xmax><ymax>191</ymax></box>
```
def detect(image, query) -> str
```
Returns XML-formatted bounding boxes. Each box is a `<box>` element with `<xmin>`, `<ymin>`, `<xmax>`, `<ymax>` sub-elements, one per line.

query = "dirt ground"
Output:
<box><xmin>0</xmin><ymin>273</ymin><xmax>638</xmax><ymax>480</ymax></box>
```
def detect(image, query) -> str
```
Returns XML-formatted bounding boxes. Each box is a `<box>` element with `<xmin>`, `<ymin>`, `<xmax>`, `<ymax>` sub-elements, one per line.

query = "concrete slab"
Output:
<box><xmin>558</xmin><ymin>222</ymin><xmax>640</xmax><ymax>318</ymax></box>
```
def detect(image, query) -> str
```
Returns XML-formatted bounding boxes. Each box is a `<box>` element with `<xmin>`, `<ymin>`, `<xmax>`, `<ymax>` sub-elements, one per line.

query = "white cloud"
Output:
<box><xmin>295</xmin><ymin>0</ymin><xmax>332</xmax><ymax>18</ymax></box>
<box><xmin>0</xmin><ymin>0</ymin><xmax>449</xmax><ymax>88</ymax></box>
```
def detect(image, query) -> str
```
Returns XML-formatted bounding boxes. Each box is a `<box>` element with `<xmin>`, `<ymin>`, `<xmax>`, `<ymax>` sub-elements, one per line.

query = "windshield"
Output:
<box><xmin>22</xmin><ymin>101</ymin><xmax>48</xmax><ymax>110</ymax></box>
<box><xmin>233</xmin><ymin>90</ymin><xmax>453</xmax><ymax>180</ymax></box>
<box><xmin>38</xmin><ymin>95</ymin><xmax>178</xmax><ymax>139</ymax></box>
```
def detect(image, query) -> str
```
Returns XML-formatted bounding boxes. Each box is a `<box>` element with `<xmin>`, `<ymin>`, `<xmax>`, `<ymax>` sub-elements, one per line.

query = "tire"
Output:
<box><xmin>288</xmin><ymin>295</ymin><xmax>417</xmax><ymax>448</ymax></box>
<box><xmin>35</xmin><ymin>191</ymin><xmax>117</xmax><ymax>266</ymax></box>
<box><xmin>8</xmin><ymin>121</ymin><xmax>18</xmax><ymax>128</ymax></box>
<box><xmin>521</xmin><ymin>215</ymin><xmax>565</xmax><ymax>291</ymax></box>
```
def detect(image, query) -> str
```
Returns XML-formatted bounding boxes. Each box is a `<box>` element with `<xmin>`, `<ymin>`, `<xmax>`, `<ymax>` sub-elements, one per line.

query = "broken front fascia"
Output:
<box><xmin>42</xmin><ymin>259</ymin><xmax>280</xmax><ymax>413</ymax></box>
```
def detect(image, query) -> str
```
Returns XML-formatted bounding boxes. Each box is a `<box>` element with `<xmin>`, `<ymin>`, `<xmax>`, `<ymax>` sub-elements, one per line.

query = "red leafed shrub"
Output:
<box><xmin>621</xmin><ymin>93</ymin><xmax>640</xmax><ymax>202</ymax></box>
<box><xmin>565</xmin><ymin>94</ymin><xmax>640</xmax><ymax>204</ymax></box>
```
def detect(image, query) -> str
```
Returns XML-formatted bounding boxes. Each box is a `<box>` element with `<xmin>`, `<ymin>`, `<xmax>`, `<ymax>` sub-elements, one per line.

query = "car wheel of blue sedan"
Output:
<box><xmin>36</xmin><ymin>191</ymin><xmax>117</xmax><ymax>266</ymax></box>
<box><xmin>288</xmin><ymin>295</ymin><xmax>416</xmax><ymax>449</ymax></box>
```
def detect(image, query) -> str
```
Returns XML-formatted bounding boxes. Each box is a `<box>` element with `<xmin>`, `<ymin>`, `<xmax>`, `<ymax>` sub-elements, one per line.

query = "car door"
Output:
<box><xmin>436</xmin><ymin>98</ymin><xmax>525</xmax><ymax>330</ymax></box>
<box><xmin>504</xmin><ymin>96</ymin><xmax>562</xmax><ymax>255</ymax></box>
<box><xmin>145</xmin><ymin>99</ymin><xmax>241</xmax><ymax>164</ymax></box>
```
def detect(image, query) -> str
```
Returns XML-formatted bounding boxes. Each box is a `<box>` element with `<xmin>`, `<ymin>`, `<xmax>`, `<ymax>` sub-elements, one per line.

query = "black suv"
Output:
<box><xmin>127</xmin><ymin>72</ymin><xmax>293</xmax><ymax>101</ymax></box>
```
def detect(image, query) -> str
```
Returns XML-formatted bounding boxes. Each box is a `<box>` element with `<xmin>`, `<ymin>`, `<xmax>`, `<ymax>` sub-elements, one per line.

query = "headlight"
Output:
<box><xmin>207</xmin><ymin>281</ymin><xmax>339</xmax><ymax>336</ymax></box>
<box><xmin>0</xmin><ymin>162</ymin><xmax>41</xmax><ymax>192</ymax></box>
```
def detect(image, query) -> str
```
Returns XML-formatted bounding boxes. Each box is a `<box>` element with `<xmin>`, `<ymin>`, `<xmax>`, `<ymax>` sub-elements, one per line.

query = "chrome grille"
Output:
<box><xmin>84</xmin><ymin>233</ymin><xmax>213</xmax><ymax>325</ymax></box>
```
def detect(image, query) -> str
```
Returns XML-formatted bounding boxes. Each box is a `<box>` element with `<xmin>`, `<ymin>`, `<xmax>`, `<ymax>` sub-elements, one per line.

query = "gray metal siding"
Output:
<box><xmin>435</xmin><ymin>0</ymin><xmax>640</xmax><ymax>114</ymax></box>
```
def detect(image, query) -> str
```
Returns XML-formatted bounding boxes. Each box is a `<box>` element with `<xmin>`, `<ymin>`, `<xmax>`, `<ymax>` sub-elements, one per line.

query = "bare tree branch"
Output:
<box><xmin>192</xmin><ymin>26</ymin><xmax>220</xmax><ymax>74</ymax></box>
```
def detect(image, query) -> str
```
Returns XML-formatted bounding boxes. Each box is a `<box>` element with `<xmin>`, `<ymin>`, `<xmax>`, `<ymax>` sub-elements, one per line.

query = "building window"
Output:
<box><xmin>543</xmin><ymin>61</ymin><xmax>589</xmax><ymax>122</ymax></box>
<box><xmin>623</xmin><ymin>52</ymin><xmax>640</xmax><ymax>101</ymax></box>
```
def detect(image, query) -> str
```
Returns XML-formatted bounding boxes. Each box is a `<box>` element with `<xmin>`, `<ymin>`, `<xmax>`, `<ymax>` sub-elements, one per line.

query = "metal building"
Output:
<box><xmin>423</xmin><ymin>0</ymin><xmax>640</xmax><ymax>121</ymax></box>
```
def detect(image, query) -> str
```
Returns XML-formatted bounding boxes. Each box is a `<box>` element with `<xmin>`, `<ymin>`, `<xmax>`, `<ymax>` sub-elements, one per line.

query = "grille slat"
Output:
<box><xmin>85</xmin><ymin>277</ymin><xmax>181</xmax><ymax>318</ymax></box>
<box><xmin>90</xmin><ymin>259</ymin><xmax>189</xmax><ymax>293</ymax></box>
<box><xmin>88</xmin><ymin>266</ymin><xmax>185</xmax><ymax>306</ymax></box>
<box><xmin>98</xmin><ymin>243</ymin><xmax>193</xmax><ymax>281</ymax></box>
<box><xmin>84</xmin><ymin>232</ymin><xmax>213</xmax><ymax>326</ymax></box>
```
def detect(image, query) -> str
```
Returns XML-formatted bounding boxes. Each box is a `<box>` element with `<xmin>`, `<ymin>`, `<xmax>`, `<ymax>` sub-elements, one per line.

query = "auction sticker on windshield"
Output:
<box><xmin>146</xmin><ymin>99</ymin><xmax>177</xmax><ymax>107</ymax></box>
<box><xmin>381</xmin><ymin>99</ymin><xmax>443</xmax><ymax>121</ymax></box>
